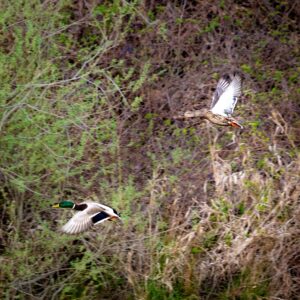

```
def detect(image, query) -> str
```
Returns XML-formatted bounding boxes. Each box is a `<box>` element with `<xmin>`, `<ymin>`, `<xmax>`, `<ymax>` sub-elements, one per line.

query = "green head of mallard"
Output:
<box><xmin>52</xmin><ymin>200</ymin><xmax>75</xmax><ymax>209</ymax></box>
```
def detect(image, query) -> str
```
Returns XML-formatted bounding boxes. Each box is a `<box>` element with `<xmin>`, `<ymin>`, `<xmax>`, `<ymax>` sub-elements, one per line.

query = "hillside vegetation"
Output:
<box><xmin>1</xmin><ymin>1</ymin><xmax>300</xmax><ymax>299</ymax></box>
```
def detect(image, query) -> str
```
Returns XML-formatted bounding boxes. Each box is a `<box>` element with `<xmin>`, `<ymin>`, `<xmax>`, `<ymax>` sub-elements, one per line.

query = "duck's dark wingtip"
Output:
<box><xmin>231</xmin><ymin>71</ymin><xmax>244</xmax><ymax>81</ymax></box>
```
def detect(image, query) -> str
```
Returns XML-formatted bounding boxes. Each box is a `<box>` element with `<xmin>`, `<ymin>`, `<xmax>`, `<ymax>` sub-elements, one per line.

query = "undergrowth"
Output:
<box><xmin>1</xmin><ymin>1</ymin><xmax>299</xmax><ymax>299</ymax></box>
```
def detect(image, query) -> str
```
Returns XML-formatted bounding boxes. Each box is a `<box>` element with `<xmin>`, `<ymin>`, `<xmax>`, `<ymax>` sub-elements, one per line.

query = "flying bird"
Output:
<box><xmin>174</xmin><ymin>73</ymin><xmax>243</xmax><ymax>128</ymax></box>
<box><xmin>52</xmin><ymin>200</ymin><xmax>122</xmax><ymax>234</ymax></box>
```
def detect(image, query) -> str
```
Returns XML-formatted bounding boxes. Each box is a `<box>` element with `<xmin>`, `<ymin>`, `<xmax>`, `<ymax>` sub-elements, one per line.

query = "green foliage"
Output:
<box><xmin>171</xmin><ymin>148</ymin><xmax>186</xmax><ymax>165</ymax></box>
<box><xmin>217</xmin><ymin>269</ymin><xmax>269</xmax><ymax>299</ymax></box>
<box><xmin>200</xmin><ymin>17</ymin><xmax>220</xmax><ymax>33</ymax></box>
<box><xmin>1</xmin><ymin>1</ymin><xmax>299</xmax><ymax>299</ymax></box>
<box><xmin>202</xmin><ymin>231</ymin><xmax>219</xmax><ymax>250</ymax></box>
<box><xmin>146</xmin><ymin>279</ymin><xmax>196</xmax><ymax>300</ymax></box>
<box><xmin>241</xmin><ymin>64</ymin><xmax>252</xmax><ymax>75</ymax></box>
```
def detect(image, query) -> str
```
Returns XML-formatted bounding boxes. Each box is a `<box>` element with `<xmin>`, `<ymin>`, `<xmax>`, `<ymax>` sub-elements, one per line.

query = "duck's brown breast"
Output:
<box><xmin>205</xmin><ymin>111</ymin><xmax>229</xmax><ymax>126</ymax></box>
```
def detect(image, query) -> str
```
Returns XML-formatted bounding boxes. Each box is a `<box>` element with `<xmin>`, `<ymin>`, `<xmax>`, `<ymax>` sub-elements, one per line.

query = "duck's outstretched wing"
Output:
<box><xmin>61</xmin><ymin>210</ymin><xmax>94</xmax><ymax>234</ymax></box>
<box><xmin>210</xmin><ymin>74</ymin><xmax>242</xmax><ymax>117</ymax></box>
<box><xmin>61</xmin><ymin>203</ymin><xmax>113</xmax><ymax>234</ymax></box>
<box><xmin>210</xmin><ymin>76</ymin><xmax>230</xmax><ymax>109</ymax></box>
<box><xmin>91</xmin><ymin>211</ymin><xmax>111</xmax><ymax>225</ymax></box>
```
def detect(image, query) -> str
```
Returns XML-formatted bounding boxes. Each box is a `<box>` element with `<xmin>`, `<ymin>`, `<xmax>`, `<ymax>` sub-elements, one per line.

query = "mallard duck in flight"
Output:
<box><xmin>52</xmin><ymin>201</ymin><xmax>122</xmax><ymax>234</ymax></box>
<box><xmin>174</xmin><ymin>73</ymin><xmax>243</xmax><ymax>128</ymax></box>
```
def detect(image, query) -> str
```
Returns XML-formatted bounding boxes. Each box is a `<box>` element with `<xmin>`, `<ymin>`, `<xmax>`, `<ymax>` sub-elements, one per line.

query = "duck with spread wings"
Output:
<box><xmin>174</xmin><ymin>73</ymin><xmax>243</xmax><ymax>129</ymax></box>
<box><xmin>52</xmin><ymin>200</ymin><xmax>122</xmax><ymax>234</ymax></box>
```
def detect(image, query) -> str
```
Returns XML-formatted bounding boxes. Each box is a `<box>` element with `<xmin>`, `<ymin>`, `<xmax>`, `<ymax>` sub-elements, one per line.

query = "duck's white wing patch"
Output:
<box><xmin>211</xmin><ymin>75</ymin><xmax>242</xmax><ymax>117</ymax></box>
<box><xmin>61</xmin><ymin>211</ymin><xmax>92</xmax><ymax>234</ymax></box>
<box><xmin>210</xmin><ymin>77</ymin><xmax>230</xmax><ymax>109</ymax></box>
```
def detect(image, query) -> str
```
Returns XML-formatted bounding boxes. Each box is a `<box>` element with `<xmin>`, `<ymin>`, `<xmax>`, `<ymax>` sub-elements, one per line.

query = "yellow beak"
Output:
<box><xmin>52</xmin><ymin>203</ymin><xmax>60</xmax><ymax>208</ymax></box>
